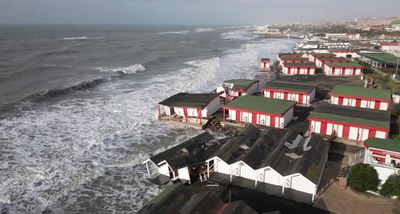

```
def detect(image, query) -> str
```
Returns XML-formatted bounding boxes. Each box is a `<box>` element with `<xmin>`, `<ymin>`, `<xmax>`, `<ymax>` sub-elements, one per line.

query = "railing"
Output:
<box><xmin>348</xmin><ymin>150</ymin><xmax>365</xmax><ymax>166</ymax></box>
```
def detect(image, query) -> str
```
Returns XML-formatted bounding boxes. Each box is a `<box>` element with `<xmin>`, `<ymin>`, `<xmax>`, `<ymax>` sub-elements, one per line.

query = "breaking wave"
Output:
<box><xmin>61</xmin><ymin>37</ymin><xmax>104</xmax><ymax>41</ymax></box>
<box><xmin>158</xmin><ymin>31</ymin><xmax>189</xmax><ymax>35</ymax></box>
<box><xmin>221</xmin><ymin>28</ymin><xmax>256</xmax><ymax>40</ymax></box>
<box><xmin>194</xmin><ymin>28</ymin><xmax>214</xmax><ymax>33</ymax></box>
<box><xmin>95</xmin><ymin>64</ymin><xmax>146</xmax><ymax>74</ymax></box>
<box><xmin>22</xmin><ymin>78</ymin><xmax>109</xmax><ymax>101</ymax></box>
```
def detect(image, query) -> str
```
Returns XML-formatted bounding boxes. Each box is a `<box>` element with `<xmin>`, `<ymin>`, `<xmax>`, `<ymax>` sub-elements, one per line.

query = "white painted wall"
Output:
<box><xmin>202</xmin><ymin>97</ymin><xmax>221</xmax><ymax>117</ymax></box>
<box><xmin>261</xmin><ymin>167</ymin><xmax>283</xmax><ymax>187</ymax></box>
<box><xmin>215</xmin><ymin>157</ymin><xmax>230</xmax><ymax>175</ymax></box>
<box><xmin>282</xmin><ymin>107</ymin><xmax>294</xmax><ymax>127</ymax></box>
<box><xmin>245</xmin><ymin>83</ymin><xmax>259</xmax><ymax>95</ymax></box>
<box><xmin>285</xmin><ymin>174</ymin><xmax>317</xmax><ymax>198</ymax></box>
<box><xmin>376</xmin><ymin>131</ymin><xmax>387</xmax><ymax>139</ymax></box>
<box><xmin>158</xmin><ymin>162</ymin><xmax>171</xmax><ymax>177</ymax></box>
<box><xmin>228</xmin><ymin>109</ymin><xmax>236</xmax><ymax>120</ymax></box>
<box><xmin>178</xmin><ymin>167</ymin><xmax>191</xmax><ymax>181</ymax></box>
<box><xmin>239</xmin><ymin>162</ymin><xmax>255</xmax><ymax>180</ymax></box>
<box><xmin>380</xmin><ymin>102</ymin><xmax>389</xmax><ymax>111</ymax></box>
<box><xmin>242</xmin><ymin>112</ymin><xmax>252</xmax><ymax>123</ymax></box>
<box><xmin>372</xmin><ymin>165</ymin><xmax>399</xmax><ymax>184</ymax></box>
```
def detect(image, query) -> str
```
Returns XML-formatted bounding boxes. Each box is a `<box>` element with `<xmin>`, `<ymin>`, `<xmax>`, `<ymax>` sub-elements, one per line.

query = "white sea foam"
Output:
<box><xmin>157</xmin><ymin>31</ymin><xmax>189</xmax><ymax>35</ymax></box>
<box><xmin>0</xmin><ymin>37</ymin><xmax>297</xmax><ymax>213</ymax></box>
<box><xmin>95</xmin><ymin>64</ymin><xmax>146</xmax><ymax>74</ymax></box>
<box><xmin>194</xmin><ymin>28</ymin><xmax>214</xmax><ymax>33</ymax></box>
<box><xmin>61</xmin><ymin>37</ymin><xmax>104</xmax><ymax>40</ymax></box>
<box><xmin>221</xmin><ymin>28</ymin><xmax>257</xmax><ymax>41</ymax></box>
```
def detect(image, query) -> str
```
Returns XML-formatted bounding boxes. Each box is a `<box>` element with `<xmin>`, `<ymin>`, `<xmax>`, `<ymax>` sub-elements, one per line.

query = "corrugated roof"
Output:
<box><xmin>159</xmin><ymin>93</ymin><xmax>220</xmax><ymax>108</ymax></box>
<box><xmin>224</xmin><ymin>79</ymin><xmax>258</xmax><ymax>85</ymax></box>
<box><xmin>330</xmin><ymin>85</ymin><xmax>391</xmax><ymax>100</ymax></box>
<box><xmin>263</xmin><ymin>81</ymin><xmax>316</xmax><ymax>93</ymax></box>
<box><xmin>224</xmin><ymin>95</ymin><xmax>296</xmax><ymax>115</ymax></box>
<box><xmin>364</xmin><ymin>138</ymin><xmax>400</xmax><ymax>152</ymax></box>
<box><xmin>359</xmin><ymin>52</ymin><xmax>400</xmax><ymax>66</ymax></box>
<box><xmin>310</xmin><ymin>103</ymin><xmax>390</xmax><ymax>129</ymax></box>
<box><xmin>282</xmin><ymin>62</ymin><xmax>316</xmax><ymax>67</ymax></box>
<box><xmin>390</xmin><ymin>20</ymin><xmax>400</xmax><ymax>25</ymax></box>
<box><xmin>325</xmin><ymin>62</ymin><xmax>363</xmax><ymax>68</ymax></box>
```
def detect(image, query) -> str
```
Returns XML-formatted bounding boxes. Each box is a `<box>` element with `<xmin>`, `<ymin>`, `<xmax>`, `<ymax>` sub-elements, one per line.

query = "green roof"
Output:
<box><xmin>310</xmin><ymin>111</ymin><xmax>390</xmax><ymax>129</ymax></box>
<box><xmin>391</xmin><ymin>20</ymin><xmax>400</xmax><ymax>25</ymax></box>
<box><xmin>282</xmin><ymin>62</ymin><xmax>316</xmax><ymax>67</ymax></box>
<box><xmin>364</xmin><ymin>138</ymin><xmax>400</xmax><ymax>152</ymax></box>
<box><xmin>281</xmin><ymin>57</ymin><xmax>309</xmax><ymax>61</ymax></box>
<box><xmin>325</xmin><ymin>62</ymin><xmax>363</xmax><ymax>67</ymax></box>
<box><xmin>330</xmin><ymin>85</ymin><xmax>391</xmax><ymax>100</ymax></box>
<box><xmin>359</xmin><ymin>52</ymin><xmax>400</xmax><ymax>66</ymax></box>
<box><xmin>224</xmin><ymin>79</ymin><xmax>258</xmax><ymax>85</ymax></box>
<box><xmin>224</xmin><ymin>95</ymin><xmax>296</xmax><ymax>115</ymax></box>
<box><xmin>263</xmin><ymin>82</ymin><xmax>316</xmax><ymax>92</ymax></box>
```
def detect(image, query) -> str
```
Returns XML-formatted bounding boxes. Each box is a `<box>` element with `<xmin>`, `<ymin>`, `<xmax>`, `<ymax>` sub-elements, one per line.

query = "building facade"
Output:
<box><xmin>323</xmin><ymin>62</ymin><xmax>363</xmax><ymax>76</ymax></box>
<box><xmin>281</xmin><ymin>62</ymin><xmax>317</xmax><ymax>75</ymax></box>
<box><xmin>261</xmin><ymin>82</ymin><xmax>316</xmax><ymax>106</ymax></box>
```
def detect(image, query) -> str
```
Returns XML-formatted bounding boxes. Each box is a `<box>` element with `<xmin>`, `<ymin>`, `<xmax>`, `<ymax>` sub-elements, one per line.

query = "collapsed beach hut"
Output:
<box><xmin>157</xmin><ymin>92</ymin><xmax>221</xmax><ymax>126</ymax></box>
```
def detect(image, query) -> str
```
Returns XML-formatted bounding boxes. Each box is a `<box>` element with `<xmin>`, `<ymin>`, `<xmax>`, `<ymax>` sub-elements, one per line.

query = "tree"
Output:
<box><xmin>380</xmin><ymin>174</ymin><xmax>400</xmax><ymax>198</ymax></box>
<box><xmin>348</xmin><ymin>163</ymin><xmax>380</xmax><ymax>192</ymax></box>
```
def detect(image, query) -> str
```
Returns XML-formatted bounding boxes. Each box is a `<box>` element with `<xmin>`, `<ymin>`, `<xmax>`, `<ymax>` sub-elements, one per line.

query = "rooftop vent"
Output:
<box><xmin>239</xmin><ymin>144</ymin><xmax>250</xmax><ymax>151</ymax></box>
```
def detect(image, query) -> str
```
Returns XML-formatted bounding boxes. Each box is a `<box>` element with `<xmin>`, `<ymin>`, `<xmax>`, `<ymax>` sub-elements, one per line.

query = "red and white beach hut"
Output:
<box><xmin>281</xmin><ymin>62</ymin><xmax>317</xmax><ymax>75</ymax></box>
<box><xmin>329</xmin><ymin>85</ymin><xmax>391</xmax><ymax>111</ymax></box>
<box><xmin>261</xmin><ymin>82</ymin><xmax>317</xmax><ymax>106</ymax></box>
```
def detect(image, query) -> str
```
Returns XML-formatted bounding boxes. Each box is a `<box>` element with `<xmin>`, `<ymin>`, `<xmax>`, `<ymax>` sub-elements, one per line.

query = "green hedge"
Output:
<box><xmin>348</xmin><ymin>163</ymin><xmax>380</xmax><ymax>192</ymax></box>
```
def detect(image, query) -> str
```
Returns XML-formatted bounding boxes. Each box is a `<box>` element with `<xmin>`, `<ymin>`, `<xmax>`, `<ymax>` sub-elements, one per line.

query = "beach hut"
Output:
<box><xmin>308</xmin><ymin>103</ymin><xmax>390</xmax><ymax>143</ymax></box>
<box><xmin>223</xmin><ymin>95</ymin><xmax>296</xmax><ymax>129</ymax></box>
<box><xmin>329</xmin><ymin>85</ymin><xmax>391</xmax><ymax>110</ymax></box>
<box><xmin>157</xmin><ymin>93</ymin><xmax>221</xmax><ymax>125</ymax></box>
<box><xmin>315</xmin><ymin>57</ymin><xmax>349</xmax><ymax>68</ymax></box>
<box><xmin>260</xmin><ymin>58</ymin><xmax>271</xmax><ymax>71</ymax></box>
<box><xmin>261</xmin><ymin>82</ymin><xmax>316</xmax><ymax>106</ymax></box>
<box><xmin>323</xmin><ymin>62</ymin><xmax>363</xmax><ymax>76</ymax></box>
<box><xmin>281</xmin><ymin>62</ymin><xmax>317</xmax><ymax>75</ymax></box>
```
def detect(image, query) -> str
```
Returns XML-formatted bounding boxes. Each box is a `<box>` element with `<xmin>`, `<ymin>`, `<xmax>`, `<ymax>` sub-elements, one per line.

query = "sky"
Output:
<box><xmin>0</xmin><ymin>0</ymin><xmax>399</xmax><ymax>25</ymax></box>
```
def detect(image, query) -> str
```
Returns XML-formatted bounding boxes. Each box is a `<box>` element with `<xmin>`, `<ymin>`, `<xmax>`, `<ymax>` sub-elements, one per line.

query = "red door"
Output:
<box><xmin>284</xmin><ymin>92</ymin><xmax>288</xmax><ymax>100</ymax></box>
<box><xmin>236</xmin><ymin>111</ymin><xmax>240</xmax><ymax>121</ymax></box>
<box><xmin>270</xmin><ymin>116</ymin><xmax>275</xmax><ymax>127</ymax></box>
<box><xmin>338</xmin><ymin>97</ymin><xmax>344</xmax><ymax>105</ymax></box>
<box><xmin>321</xmin><ymin>122</ymin><xmax>327</xmax><ymax>134</ymax></box>
<box><xmin>343</xmin><ymin>125</ymin><xmax>350</xmax><ymax>139</ymax></box>
<box><xmin>374</xmin><ymin>101</ymin><xmax>380</xmax><ymax>110</ymax></box>
<box><xmin>299</xmin><ymin>94</ymin><xmax>303</xmax><ymax>104</ymax></box>
<box><xmin>353</xmin><ymin>68</ymin><xmax>356</xmax><ymax>75</ymax></box>
<box><xmin>270</xmin><ymin>91</ymin><xmax>274</xmax><ymax>98</ymax></box>
<box><xmin>369</xmin><ymin>129</ymin><xmax>376</xmax><ymax>138</ymax></box>
<box><xmin>297</xmin><ymin>67</ymin><xmax>300</xmax><ymax>74</ymax></box>
<box><xmin>307</xmin><ymin>68</ymin><xmax>310</xmax><ymax>75</ymax></box>
<box><xmin>183</xmin><ymin>107</ymin><xmax>188</xmax><ymax>118</ymax></box>
<box><xmin>252</xmin><ymin>113</ymin><xmax>258</xmax><ymax>124</ymax></box>
<box><xmin>356</xmin><ymin>99</ymin><xmax>361</xmax><ymax>107</ymax></box>
<box><xmin>288</xmin><ymin>68</ymin><xmax>291</xmax><ymax>75</ymax></box>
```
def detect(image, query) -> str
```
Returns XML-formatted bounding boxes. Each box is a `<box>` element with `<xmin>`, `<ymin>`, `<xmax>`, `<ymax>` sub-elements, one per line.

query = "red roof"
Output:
<box><xmin>378</xmin><ymin>42</ymin><xmax>400</xmax><ymax>46</ymax></box>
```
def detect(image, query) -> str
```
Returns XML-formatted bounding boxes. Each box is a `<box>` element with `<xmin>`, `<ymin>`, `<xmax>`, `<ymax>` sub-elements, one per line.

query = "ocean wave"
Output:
<box><xmin>221</xmin><ymin>29</ymin><xmax>256</xmax><ymax>41</ymax></box>
<box><xmin>157</xmin><ymin>31</ymin><xmax>189</xmax><ymax>35</ymax></box>
<box><xmin>22</xmin><ymin>78</ymin><xmax>109</xmax><ymax>101</ymax></box>
<box><xmin>194</xmin><ymin>28</ymin><xmax>214</xmax><ymax>33</ymax></box>
<box><xmin>61</xmin><ymin>37</ymin><xmax>104</xmax><ymax>41</ymax></box>
<box><xmin>95</xmin><ymin>64</ymin><xmax>146</xmax><ymax>74</ymax></box>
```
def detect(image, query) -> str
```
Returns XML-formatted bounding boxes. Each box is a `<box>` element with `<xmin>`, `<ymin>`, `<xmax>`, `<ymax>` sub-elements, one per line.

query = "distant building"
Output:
<box><xmin>261</xmin><ymin>81</ymin><xmax>317</xmax><ymax>106</ymax></box>
<box><xmin>157</xmin><ymin>93</ymin><xmax>221</xmax><ymax>126</ymax></box>
<box><xmin>205</xmin><ymin>125</ymin><xmax>330</xmax><ymax>204</ymax></box>
<box><xmin>277</xmin><ymin>53</ymin><xmax>305</xmax><ymax>63</ymax></box>
<box><xmin>281</xmin><ymin>62</ymin><xmax>317</xmax><ymax>75</ymax></box>
<box><xmin>359</xmin><ymin>52</ymin><xmax>400</xmax><ymax>68</ymax></box>
<box><xmin>223</xmin><ymin>95</ymin><xmax>296</xmax><ymax>129</ymax></box>
<box><xmin>323</xmin><ymin>62</ymin><xmax>363</xmax><ymax>76</ymax></box>
<box><xmin>363</xmin><ymin>138</ymin><xmax>400</xmax><ymax>184</ymax></box>
<box><xmin>308</xmin><ymin>103</ymin><xmax>390</xmax><ymax>143</ymax></box>
<box><xmin>328</xmin><ymin>49</ymin><xmax>359</xmax><ymax>58</ymax></box>
<box><xmin>329</xmin><ymin>85</ymin><xmax>391</xmax><ymax>111</ymax></box>
<box><xmin>378</xmin><ymin>42</ymin><xmax>400</xmax><ymax>53</ymax></box>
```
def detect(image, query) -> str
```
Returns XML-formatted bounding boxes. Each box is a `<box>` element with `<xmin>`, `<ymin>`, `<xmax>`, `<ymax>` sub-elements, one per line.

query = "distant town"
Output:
<box><xmin>140</xmin><ymin>16</ymin><xmax>400</xmax><ymax>214</ymax></box>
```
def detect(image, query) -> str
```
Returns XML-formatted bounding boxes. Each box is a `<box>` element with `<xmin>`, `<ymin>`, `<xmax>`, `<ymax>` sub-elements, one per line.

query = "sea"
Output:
<box><xmin>0</xmin><ymin>25</ymin><xmax>297</xmax><ymax>213</ymax></box>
